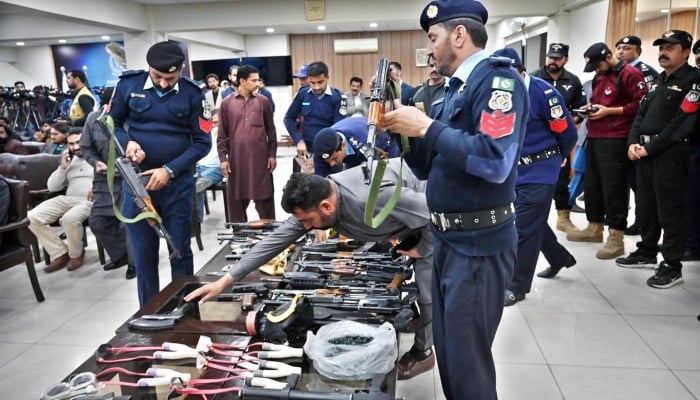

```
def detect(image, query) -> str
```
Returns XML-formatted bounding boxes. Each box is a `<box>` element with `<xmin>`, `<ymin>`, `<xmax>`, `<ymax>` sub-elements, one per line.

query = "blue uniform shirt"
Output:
<box><xmin>109</xmin><ymin>70</ymin><xmax>211</xmax><ymax>175</ymax></box>
<box><xmin>404</xmin><ymin>50</ymin><xmax>529</xmax><ymax>256</ymax></box>
<box><xmin>283</xmin><ymin>85</ymin><xmax>347</xmax><ymax>152</ymax></box>
<box><xmin>517</xmin><ymin>74</ymin><xmax>578</xmax><ymax>185</ymax></box>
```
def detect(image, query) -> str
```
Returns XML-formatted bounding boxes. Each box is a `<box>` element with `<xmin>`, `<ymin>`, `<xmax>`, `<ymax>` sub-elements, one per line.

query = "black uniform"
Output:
<box><xmin>531</xmin><ymin>67</ymin><xmax>587</xmax><ymax>210</ymax></box>
<box><xmin>628</xmin><ymin>63</ymin><xmax>700</xmax><ymax>269</ymax></box>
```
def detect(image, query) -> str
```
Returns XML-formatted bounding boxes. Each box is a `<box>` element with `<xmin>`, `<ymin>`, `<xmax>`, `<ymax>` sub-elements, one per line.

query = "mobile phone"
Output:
<box><xmin>572</xmin><ymin>107</ymin><xmax>599</xmax><ymax>114</ymax></box>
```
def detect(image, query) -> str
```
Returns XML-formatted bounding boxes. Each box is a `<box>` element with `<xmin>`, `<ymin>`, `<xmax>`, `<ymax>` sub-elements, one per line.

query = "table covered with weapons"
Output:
<box><xmin>48</xmin><ymin>221</ymin><xmax>419</xmax><ymax>400</ymax></box>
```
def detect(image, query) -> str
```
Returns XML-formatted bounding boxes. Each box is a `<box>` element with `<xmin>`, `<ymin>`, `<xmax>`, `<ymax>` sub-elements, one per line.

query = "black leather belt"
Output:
<box><xmin>430</xmin><ymin>203</ymin><xmax>515</xmax><ymax>231</ymax></box>
<box><xmin>640</xmin><ymin>134</ymin><xmax>689</xmax><ymax>145</ymax></box>
<box><xmin>518</xmin><ymin>146</ymin><xmax>560</xmax><ymax>166</ymax></box>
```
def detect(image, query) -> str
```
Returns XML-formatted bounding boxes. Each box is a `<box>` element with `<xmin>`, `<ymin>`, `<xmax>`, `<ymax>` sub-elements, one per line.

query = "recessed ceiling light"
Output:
<box><xmin>16</xmin><ymin>42</ymin><xmax>24</xmax><ymax>46</ymax></box>
<box><xmin>317</xmin><ymin>25</ymin><xmax>326</xmax><ymax>31</ymax></box>
<box><xmin>369</xmin><ymin>22</ymin><xmax>378</xmax><ymax>28</ymax></box>
<box><xmin>101</xmin><ymin>35</ymin><xmax>110</xmax><ymax>40</ymax></box>
<box><xmin>266</xmin><ymin>28</ymin><xmax>275</xmax><ymax>33</ymax></box>
<box><xmin>58</xmin><ymin>39</ymin><xmax>67</xmax><ymax>44</ymax></box>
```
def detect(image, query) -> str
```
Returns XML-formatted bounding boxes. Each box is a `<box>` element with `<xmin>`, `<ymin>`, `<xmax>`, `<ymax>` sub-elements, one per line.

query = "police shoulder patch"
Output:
<box><xmin>492</xmin><ymin>77</ymin><xmax>515</xmax><ymax>92</ymax></box>
<box><xmin>681</xmin><ymin>89</ymin><xmax>700</xmax><ymax>113</ymax></box>
<box><xmin>488</xmin><ymin>90</ymin><xmax>513</xmax><ymax>112</ymax></box>
<box><xmin>182</xmin><ymin>76</ymin><xmax>202</xmax><ymax>89</ymax></box>
<box><xmin>201</xmin><ymin>100</ymin><xmax>213</xmax><ymax>120</ymax></box>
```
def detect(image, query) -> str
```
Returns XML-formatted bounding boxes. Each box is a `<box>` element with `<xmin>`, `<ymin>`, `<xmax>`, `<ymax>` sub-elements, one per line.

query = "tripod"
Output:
<box><xmin>9</xmin><ymin>97</ymin><xmax>42</xmax><ymax>134</ymax></box>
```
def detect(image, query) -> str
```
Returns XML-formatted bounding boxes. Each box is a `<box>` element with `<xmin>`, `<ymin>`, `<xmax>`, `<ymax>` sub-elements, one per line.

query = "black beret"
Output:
<box><xmin>147</xmin><ymin>41</ymin><xmax>186</xmax><ymax>73</ymax></box>
<box><xmin>420</xmin><ymin>0</ymin><xmax>488</xmax><ymax>32</ymax></box>
<box><xmin>615</xmin><ymin>35</ymin><xmax>642</xmax><ymax>47</ymax></box>
<box><xmin>652</xmin><ymin>30</ymin><xmax>693</xmax><ymax>49</ymax></box>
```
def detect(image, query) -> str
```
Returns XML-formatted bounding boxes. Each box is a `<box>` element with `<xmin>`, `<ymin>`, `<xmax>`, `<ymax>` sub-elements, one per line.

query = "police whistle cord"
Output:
<box><xmin>361</xmin><ymin>57</ymin><xmax>411</xmax><ymax>228</ymax></box>
<box><xmin>96</xmin><ymin>113</ymin><xmax>182</xmax><ymax>259</ymax></box>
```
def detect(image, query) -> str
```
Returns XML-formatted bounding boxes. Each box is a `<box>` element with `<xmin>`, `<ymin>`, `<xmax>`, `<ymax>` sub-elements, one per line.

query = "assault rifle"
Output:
<box><xmin>262</xmin><ymin>271</ymin><xmax>405</xmax><ymax>295</ymax></box>
<box><xmin>98</xmin><ymin>115</ymin><xmax>181</xmax><ymax>259</ymax></box>
<box><xmin>301</xmin><ymin>250</ymin><xmax>395</xmax><ymax>261</ymax></box>
<box><xmin>225</xmin><ymin>220</ymin><xmax>283</xmax><ymax>231</ymax></box>
<box><xmin>294</xmin><ymin>260</ymin><xmax>411</xmax><ymax>281</ymax></box>
<box><xmin>360</xmin><ymin>58</ymin><xmax>391</xmax><ymax>184</ymax></box>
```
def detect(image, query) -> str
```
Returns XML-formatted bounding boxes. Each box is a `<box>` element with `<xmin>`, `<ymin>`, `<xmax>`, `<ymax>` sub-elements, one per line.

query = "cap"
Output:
<box><xmin>615</xmin><ymin>35</ymin><xmax>642</xmax><ymax>47</ymax></box>
<box><xmin>583</xmin><ymin>42</ymin><xmax>612</xmax><ymax>73</ymax></box>
<box><xmin>313</xmin><ymin>128</ymin><xmax>342</xmax><ymax>160</ymax></box>
<box><xmin>420</xmin><ymin>0</ymin><xmax>488</xmax><ymax>32</ymax></box>
<box><xmin>493</xmin><ymin>48</ymin><xmax>523</xmax><ymax>68</ymax></box>
<box><xmin>546</xmin><ymin>43</ymin><xmax>569</xmax><ymax>58</ymax></box>
<box><xmin>146</xmin><ymin>41</ymin><xmax>185</xmax><ymax>73</ymax></box>
<box><xmin>293</xmin><ymin>64</ymin><xmax>309</xmax><ymax>78</ymax></box>
<box><xmin>652</xmin><ymin>30</ymin><xmax>693</xmax><ymax>49</ymax></box>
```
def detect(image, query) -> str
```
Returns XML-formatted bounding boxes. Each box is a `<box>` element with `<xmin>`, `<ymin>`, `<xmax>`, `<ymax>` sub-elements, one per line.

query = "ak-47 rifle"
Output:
<box><xmin>98</xmin><ymin>114</ymin><xmax>182</xmax><ymax>259</ymax></box>
<box><xmin>225</xmin><ymin>220</ymin><xmax>283</xmax><ymax>230</ymax></box>
<box><xmin>360</xmin><ymin>58</ymin><xmax>391</xmax><ymax>184</ymax></box>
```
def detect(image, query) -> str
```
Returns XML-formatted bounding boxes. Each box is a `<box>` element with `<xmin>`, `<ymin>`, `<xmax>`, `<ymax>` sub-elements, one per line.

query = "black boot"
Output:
<box><xmin>537</xmin><ymin>255</ymin><xmax>576</xmax><ymax>279</ymax></box>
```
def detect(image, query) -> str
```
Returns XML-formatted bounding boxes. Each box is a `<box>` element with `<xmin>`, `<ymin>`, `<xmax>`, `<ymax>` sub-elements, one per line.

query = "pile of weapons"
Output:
<box><xmin>217</xmin><ymin>220</ymin><xmax>284</xmax><ymax>260</ymax></box>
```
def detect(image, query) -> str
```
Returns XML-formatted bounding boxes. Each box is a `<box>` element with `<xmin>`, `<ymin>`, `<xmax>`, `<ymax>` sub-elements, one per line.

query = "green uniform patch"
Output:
<box><xmin>492</xmin><ymin>77</ymin><xmax>515</xmax><ymax>92</ymax></box>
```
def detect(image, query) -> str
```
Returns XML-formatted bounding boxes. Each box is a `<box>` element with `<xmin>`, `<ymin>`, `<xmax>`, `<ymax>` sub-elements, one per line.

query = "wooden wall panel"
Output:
<box><xmin>606</xmin><ymin>0</ymin><xmax>637</xmax><ymax>48</ymax></box>
<box><xmin>290</xmin><ymin>30</ymin><xmax>429</xmax><ymax>94</ymax></box>
<box><xmin>635</xmin><ymin>10</ymin><xmax>697</xmax><ymax>66</ymax></box>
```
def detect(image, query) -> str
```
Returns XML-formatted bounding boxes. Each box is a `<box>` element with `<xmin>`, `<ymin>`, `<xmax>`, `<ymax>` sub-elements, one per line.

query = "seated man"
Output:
<box><xmin>312</xmin><ymin>116</ymin><xmax>393</xmax><ymax>177</ymax></box>
<box><xmin>43</xmin><ymin>122</ymin><xmax>69</xmax><ymax>155</ymax></box>
<box><xmin>195</xmin><ymin>114</ymin><xmax>224</xmax><ymax>222</ymax></box>
<box><xmin>28</xmin><ymin>129</ymin><xmax>94</xmax><ymax>272</ymax></box>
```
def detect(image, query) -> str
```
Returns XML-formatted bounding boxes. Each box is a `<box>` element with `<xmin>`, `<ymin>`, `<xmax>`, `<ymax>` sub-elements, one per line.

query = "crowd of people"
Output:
<box><xmin>1</xmin><ymin>1</ymin><xmax>699</xmax><ymax>399</ymax></box>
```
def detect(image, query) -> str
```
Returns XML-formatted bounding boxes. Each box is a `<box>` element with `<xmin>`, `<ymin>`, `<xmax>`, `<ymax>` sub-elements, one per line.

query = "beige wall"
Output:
<box><xmin>290</xmin><ymin>30</ymin><xmax>430</xmax><ymax>94</ymax></box>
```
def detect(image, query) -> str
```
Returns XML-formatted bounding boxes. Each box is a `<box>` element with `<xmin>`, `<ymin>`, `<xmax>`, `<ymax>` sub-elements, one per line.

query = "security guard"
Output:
<box><xmin>492</xmin><ymin>48</ymin><xmax>578</xmax><ymax>304</ymax></box>
<box><xmin>615</xmin><ymin>35</ymin><xmax>659</xmax><ymax>88</ymax></box>
<box><xmin>311</xmin><ymin>116</ymin><xmax>393</xmax><ymax>177</ymax></box>
<box><xmin>109</xmin><ymin>40</ymin><xmax>211</xmax><ymax>306</ymax></box>
<box><xmin>283</xmin><ymin>61</ymin><xmax>347</xmax><ymax>161</ymax></box>
<box><xmin>616</xmin><ymin>30</ymin><xmax>700</xmax><ymax>289</ymax></box>
<box><xmin>383</xmin><ymin>1</ymin><xmax>528</xmax><ymax>399</ymax></box>
<box><xmin>185</xmin><ymin>159</ymin><xmax>435</xmax><ymax>380</ymax></box>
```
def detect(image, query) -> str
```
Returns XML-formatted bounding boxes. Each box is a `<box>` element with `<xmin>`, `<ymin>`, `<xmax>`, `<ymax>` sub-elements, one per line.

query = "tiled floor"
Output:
<box><xmin>1</xmin><ymin>146</ymin><xmax>698</xmax><ymax>399</ymax></box>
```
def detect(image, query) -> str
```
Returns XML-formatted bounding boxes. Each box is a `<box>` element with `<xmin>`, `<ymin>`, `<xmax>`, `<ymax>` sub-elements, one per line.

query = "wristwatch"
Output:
<box><xmin>163</xmin><ymin>165</ymin><xmax>176</xmax><ymax>179</ymax></box>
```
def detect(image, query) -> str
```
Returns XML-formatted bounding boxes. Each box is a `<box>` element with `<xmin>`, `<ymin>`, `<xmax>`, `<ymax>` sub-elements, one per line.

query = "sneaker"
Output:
<box><xmin>616</xmin><ymin>252</ymin><xmax>657</xmax><ymax>268</ymax></box>
<box><xmin>647</xmin><ymin>262</ymin><xmax>684</xmax><ymax>289</ymax></box>
<box><xmin>195</xmin><ymin>177</ymin><xmax>213</xmax><ymax>193</ymax></box>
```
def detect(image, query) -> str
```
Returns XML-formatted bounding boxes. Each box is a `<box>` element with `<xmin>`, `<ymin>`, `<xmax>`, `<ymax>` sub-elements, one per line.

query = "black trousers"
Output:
<box><xmin>635</xmin><ymin>143</ymin><xmax>690</xmax><ymax>268</ymax></box>
<box><xmin>584</xmin><ymin>138</ymin><xmax>630</xmax><ymax>230</ymax></box>
<box><xmin>89</xmin><ymin>213</ymin><xmax>128</xmax><ymax>263</ymax></box>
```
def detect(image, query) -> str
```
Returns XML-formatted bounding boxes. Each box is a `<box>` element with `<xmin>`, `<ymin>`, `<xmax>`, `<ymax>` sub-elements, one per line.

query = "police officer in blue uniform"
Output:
<box><xmin>283</xmin><ymin>61</ymin><xmax>347</xmax><ymax>163</ymax></box>
<box><xmin>383</xmin><ymin>1</ymin><xmax>528</xmax><ymax>398</ymax></box>
<box><xmin>312</xmin><ymin>116</ymin><xmax>393</xmax><ymax>177</ymax></box>
<box><xmin>109</xmin><ymin>41</ymin><xmax>211</xmax><ymax>306</ymax></box>
<box><xmin>493</xmin><ymin>49</ymin><xmax>578</xmax><ymax>304</ymax></box>
<box><xmin>616</xmin><ymin>35</ymin><xmax>659</xmax><ymax>88</ymax></box>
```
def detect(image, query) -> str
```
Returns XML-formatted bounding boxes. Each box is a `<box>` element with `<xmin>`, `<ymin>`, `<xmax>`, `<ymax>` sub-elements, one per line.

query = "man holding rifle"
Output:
<box><xmin>186</xmin><ymin>160</ymin><xmax>436</xmax><ymax>380</ymax></box>
<box><xmin>109</xmin><ymin>41</ymin><xmax>211</xmax><ymax>306</ymax></box>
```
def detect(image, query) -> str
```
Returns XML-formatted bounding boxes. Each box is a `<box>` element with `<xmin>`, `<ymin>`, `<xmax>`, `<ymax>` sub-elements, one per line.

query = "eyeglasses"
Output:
<box><xmin>41</xmin><ymin>372</ymin><xmax>100</xmax><ymax>400</ymax></box>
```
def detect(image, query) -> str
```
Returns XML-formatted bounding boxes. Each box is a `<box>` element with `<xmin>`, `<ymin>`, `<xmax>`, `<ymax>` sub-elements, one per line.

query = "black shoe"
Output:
<box><xmin>616</xmin><ymin>251</ymin><xmax>657</xmax><ymax>268</ymax></box>
<box><xmin>681</xmin><ymin>252</ymin><xmax>700</xmax><ymax>262</ymax></box>
<box><xmin>647</xmin><ymin>262</ymin><xmax>683</xmax><ymax>289</ymax></box>
<box><xmin>103</xmin><ymin>255</ymin><xmax>128</xmax><ymax>271</ymax></box>
<box><xmin>125</xmin><ymin>265</ymin><xmax>136</xmax><ymax>280</ymax></box>
<box><xmin>504</xmin><ymin>290</ymin><xmax>525</xmax><ymax>307</ymax></box>
<box><xmin>537</xmin><ymin>255</ymin><xmax>576</xmax><ymax>278</ymax></box>
<box><xmin>624</xmin><ymin>222</ymin><xmax>641</xmax><ymax>236</ymax></box>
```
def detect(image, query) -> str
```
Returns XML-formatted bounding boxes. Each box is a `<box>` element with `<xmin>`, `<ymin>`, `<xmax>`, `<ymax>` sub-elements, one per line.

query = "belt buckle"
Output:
<box><xmin>521</xmin><ymin>156</ymin><xmax>532</xmax><ymax>165</ymax></box>
<box><xmin>439</xmin><ymin>213</ymin><xmax>450</xmax><ymax>231</ymax></box>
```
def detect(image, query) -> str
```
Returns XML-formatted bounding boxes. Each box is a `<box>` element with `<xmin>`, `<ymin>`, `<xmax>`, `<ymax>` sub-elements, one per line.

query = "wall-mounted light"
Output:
<box><xmin>660</xmin><ymin>9</ymin><xmax>669</xmax><ymax>13</ymax></box>
<box><xmin>317</xmin><ymin>25</ymin><xmax>326</xmax><ymax>31</ymax></box>
<box><xmin>369</xmin><ymin>22</ymin><xmax>378</xmax><ymax>28</ymax></box>
<box><xmin>266</xmin><ymin>28</ymin><xmax>275</xmax><ymax>33</ymax></box>
<box><xmin>58</xmin><ymin>39</ymin><xmax>67</xmax><ymax>44</ymax></box>
<box><xmin>101</xmin><ymin>35</ymin><xmax>110</xmax><ymax>40</ymax></box>
<box><xmin>16</xmin><ymin>42</ymin><xmax>24</xmax><ymax>46</ymax></box>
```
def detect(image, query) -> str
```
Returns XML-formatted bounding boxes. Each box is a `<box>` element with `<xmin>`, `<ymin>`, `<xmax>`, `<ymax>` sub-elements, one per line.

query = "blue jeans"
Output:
<box><xmin>195</xmin><ymin>165</ymin><xmax>224</xmax><ymax>222</ymax></box>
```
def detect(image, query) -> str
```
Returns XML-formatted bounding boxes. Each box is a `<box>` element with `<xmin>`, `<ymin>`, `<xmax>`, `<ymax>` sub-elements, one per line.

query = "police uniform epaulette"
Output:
<box><xmin>489</xmin><ymin>56</ymin><xmax>515</xmax><ymax>67</ymax></box>
<box><xmin>119</xmin><ymin>69</ymin><xmax>145</xmax><ymax>79</ymax></box>
<box><xmin>182</xmin><ymin>76</ymin><xmax>204</xmax><ymax>89</ymax></box>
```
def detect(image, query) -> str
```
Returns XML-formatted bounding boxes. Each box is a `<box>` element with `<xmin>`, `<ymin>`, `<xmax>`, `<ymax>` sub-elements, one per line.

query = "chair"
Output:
<box><xmin>0</xmin><ymin>153</ymin><xmax>19</xmax><ymax>179</ymax></box>
<box><xmin>204</xmin><ymin>181</ymin><xmax>229</xmax><ymax>222</ymax></box>
<box><xmin>21</xmin><ymin>142</ymin><xmax>46</xmax><ymax>155</ymax></box>
<box><xmin>15</xmin><ymin>153</ymin><xmax>62</xmax><ymax>208</ymax></box>
<box><xmin>0</xmin><ymin>178</ymin><xmax>45</xmax><ymax>302</ymax></box>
